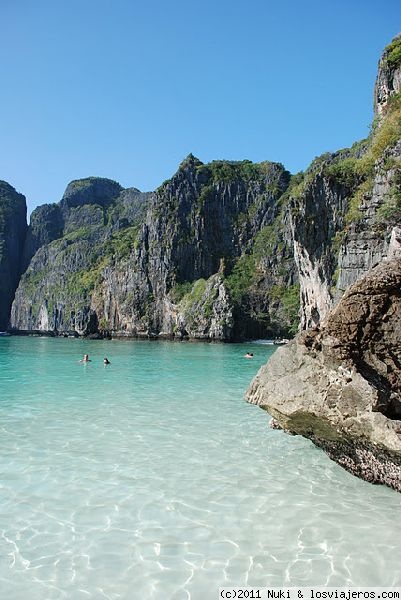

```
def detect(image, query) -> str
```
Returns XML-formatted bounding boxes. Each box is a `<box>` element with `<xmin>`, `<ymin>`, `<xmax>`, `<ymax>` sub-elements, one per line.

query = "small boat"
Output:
<box><xmin>0</xmin><ymin>332</ymin><xmax>10</xmax><ymax>337</ymax></box>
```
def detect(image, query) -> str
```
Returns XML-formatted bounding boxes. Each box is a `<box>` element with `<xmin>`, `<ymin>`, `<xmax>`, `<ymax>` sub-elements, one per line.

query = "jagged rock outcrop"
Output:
<box><xmin>290</xmin><ymin>138</ymin><xmax>400</xmax><ymax>330</ymax></box>
<box><xmin>289</xmin><ymin>156</ymin><xmax>354</xmax><ymax>329</ymax></box>
<box><xmin>374</xmin><ymin>33</ymin><xmax>401</xmax><ymax>118</ymax></box>
<box><xmin>247</xmin><ymin>246</ymin><xmax>401</xmax><ymax>491</ymax></box>
<box><xmin>0</xmin><ymin>182</ymin><xmax>27</xmax><ymax>330</ymax></box>
<box><xmin>159</xmin><ymin>273</ymin><xmax>234</xmax><ymax>340</ymax></box>
<box><xmin>335</xmin><ymin>141</ymin><xmax>401</xmax><ymax>296</ymax></box>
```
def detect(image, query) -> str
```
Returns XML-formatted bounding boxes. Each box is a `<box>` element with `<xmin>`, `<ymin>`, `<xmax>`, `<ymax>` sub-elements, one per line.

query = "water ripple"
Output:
<box><xmin>0</xmin><ymin>337</ymin><xmax>401</xmax><ymax>598</ymax></box>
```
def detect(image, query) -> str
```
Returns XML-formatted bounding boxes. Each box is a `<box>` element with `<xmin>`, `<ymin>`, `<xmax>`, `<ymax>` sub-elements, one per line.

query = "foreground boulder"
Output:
<box><xmin>246</xmin><ymin>250</ymin><xmax>401</xmax><ymax>491</ymax></box>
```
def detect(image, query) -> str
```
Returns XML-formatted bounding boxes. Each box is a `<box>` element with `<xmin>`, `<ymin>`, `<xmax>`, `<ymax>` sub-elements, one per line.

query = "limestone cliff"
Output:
<box><xmin>11</xmin><ymin>178</ymin><xmax>151</xmax><ymax>336</ymax></box>
<box><xmin>286</xmin><ymin>34</ymin><xmax>401</xmax><ymax>329</ymax></box>
<box><xmin>0</xmin><ymin>182</ymin><xmax>27</xmax><ymax>330</ymax></box>
<box><xmin>4</xmin><ymin>35</ymin><xmax>401</xmax><ymax>344</ymax></box>
<box><xmin>10</xmin><ymin>160</ymin><xmax>298</xmax><ymax>339</ymax></box>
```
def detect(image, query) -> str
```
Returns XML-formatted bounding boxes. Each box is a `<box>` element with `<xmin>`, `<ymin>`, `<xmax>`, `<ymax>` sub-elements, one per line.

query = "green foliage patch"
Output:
<box><xmin>105</xmin><ymin>225</ymin><xmax>140</xmax><ymax>260</ymax></box>
<box><xmin>225</xmin><ymin>254</ymin><xmax>256</xmax><ymax>304</ymax></box>
<box><xmin>64</xmin><ymin>265</ymin><xmax>104</xmax><ymax>298</ymax></box>
<box><xmin>177</xmin><ymin>278</ymin><xmax>217</xmax><ymax>322</ymax></box>
<box><xmin>169</xmin><ymin>281</ymin><xmax>193</xmax><ymax>303</ymax></box>
<box><xmin>196</xmin><ymin>160</ymin><xmax>275</xmax><ymax>184</ymax></box>
<box><xmin>376</xmin><ymin>167</ymin><xmax>401</xmax><ymax>221</ymax></box>
<box><xmin>197</xmin><ymin>185</ymin><xmax>214</xmax><ymax>211</ymax></box>
<box><xmin>325</xmin><ymin>157</ymin><xmax>360</xmax><ymax>188</ymax></box>
<box><xmin>179</xmin><ymin>279</ymin><xmax>208</xmax><ymax>309</ymax></box>
<box><xmin>385</xmin><ymin>36</ymin><xmax>401</xmax><ymax>68</ymax></box>
<box><xmin>252</xmin><ymin>225</ymin><xmax>278</xmax><ymax>261</ymax></box>
<box><xmin>63</xmin><ymin>226</ymin><xmax>95</xmax><ymax>242</ymax></box>
<box><xmin>270</xmin><ymin>284</ymin><xmax>300</xmax><ymax>334</ymax></box>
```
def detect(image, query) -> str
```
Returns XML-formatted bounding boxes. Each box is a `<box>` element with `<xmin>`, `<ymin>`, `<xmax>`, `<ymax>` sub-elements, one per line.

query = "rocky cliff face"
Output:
<box><xmin>0</xmin><ymin>182</ymin><xmax>27</xmax><ymax>330</ymax></box>
<box><xmin>290</xmin><ymin>138</ymin><xmax>400</xmax><ymax>329</ymax></box>
<box><xmin>10</xmin><ymin>159</ymin><xmax>298</xmax><ymax>339</ymax></box>
<box><xmin>11</xmin><ymin>178</ymin><xmax>151</xmax><ymax>336</ymax></box>
<box><xmin>287</xmin><ymin>35</ymin><xmax>401</xmax><ymax>329</ymax></box>
<box><xmin>374</xmin><ymin>34</ymin><xmax>401</xmax><ymax>118</ymax></box>
<box><xmin>4</xmin><ymin>35</ymin><xmax>401</xmax><ymax>345</ymax></box>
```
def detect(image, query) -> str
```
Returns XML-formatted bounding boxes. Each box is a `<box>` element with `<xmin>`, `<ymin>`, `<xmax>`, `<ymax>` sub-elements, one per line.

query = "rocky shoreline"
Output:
<box><xmin>247</xmin><ymin>246</ymin><xmax>401</xmax><ymax>491</ymax></box>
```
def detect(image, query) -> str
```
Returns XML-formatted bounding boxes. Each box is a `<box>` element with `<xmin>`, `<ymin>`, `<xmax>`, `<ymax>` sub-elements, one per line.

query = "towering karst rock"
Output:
<box><xmin>2</xmin><ymin>34</ymin><xmax>401</xmax><ymax>356</ymax></box>
<box><xmin>10</xmin><ymin>160</ymin><xmax>298</xmax><ymax>339</ymax></box>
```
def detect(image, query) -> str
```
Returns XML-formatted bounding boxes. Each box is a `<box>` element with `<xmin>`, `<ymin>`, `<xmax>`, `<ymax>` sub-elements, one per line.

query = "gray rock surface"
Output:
<box><xmin>247</xmin><ymin>252</ymin><xmax>401</xmax><ymax>491</ymax></box>
<box><xmin>22</xmin><ymin>203</ymin><xmax>63</xmax><ymax>270</ymax></box>
<box><xmin>10</xmin><ymin>159</ymin><xmax>298</xmax><ymax>339</ymax></box>
<box><xmin>374</xmin><ymin>33</ymin><xmax>401</xmax><ymax>118</ymax></box>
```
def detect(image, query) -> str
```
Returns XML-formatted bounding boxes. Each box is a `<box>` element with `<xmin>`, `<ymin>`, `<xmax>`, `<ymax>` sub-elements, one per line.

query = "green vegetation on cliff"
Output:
<box><xmin>225</xmin><ymin>254</ymin><xmax>256</xmax><ymax>304</ymax></box>
<box><xmin>169</xmin><ymin>281</ymin><xmax>193</xmax><ymax>303</ymax></box>
<box><xmin>270</xmin><ymin>284</ymin><xmax>300</xmax><ymax>335</ymax></box>
<box><xmin>377</xmin><ymin>166</ymin><xmax>401</xmax><ymax>221</ymax></box>
<box><xmin>384</xmin><ymin>35</ymin><xmax>401</xmax><ymax>68</ymax></box>
<box><xmin>297</xmin><ymin>90</ymin><xmax>401</xmax><ymax>228</ymax></box>
<box><xmin>105</xmin><ymin>225</ymin><xmax>140</xmax><ymax>260</ymax></box>
<box><xmin>196</xmin><ymin>159</ymin><xmax>281</xmax><ymax>184</ymax></box>
<box><xmin>178</xmin><ymin>278</ymin><xmax>214</xmax><ymax>323</ymax></box>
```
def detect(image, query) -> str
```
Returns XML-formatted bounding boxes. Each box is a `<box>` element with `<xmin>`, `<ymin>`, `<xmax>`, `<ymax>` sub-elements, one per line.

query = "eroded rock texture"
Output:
<box><xmin>10</xmin><ymin>161</ymin><xmax>298</xmax><ymax>339</ymax></box>
<box><xmin>247</xmin><ymin>252</ymin><xmax>401</xmax><ymax>491</ymax></box>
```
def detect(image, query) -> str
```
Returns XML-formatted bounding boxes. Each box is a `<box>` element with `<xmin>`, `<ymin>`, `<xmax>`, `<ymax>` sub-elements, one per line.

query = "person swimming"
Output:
<box><xmin>103</xmin><ymin>357</ymin><xmax>111</xmax><ymax>365</ymax></box>
<box><xmin>244</xmin><ymin>352</ymin><xmax>253</xmax><ymax>358</ymax></box>
<box><xmin>80</xmin><ymin>354</ymin><xmax>91</xmax><ymax>362</ymax></box>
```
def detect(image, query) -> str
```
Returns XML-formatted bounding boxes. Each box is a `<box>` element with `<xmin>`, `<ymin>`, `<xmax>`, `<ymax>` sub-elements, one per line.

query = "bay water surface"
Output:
<box><xmin>0</xmin><ymin>336</ymin><xmax>400</xmax><ymax>599</ymax></box>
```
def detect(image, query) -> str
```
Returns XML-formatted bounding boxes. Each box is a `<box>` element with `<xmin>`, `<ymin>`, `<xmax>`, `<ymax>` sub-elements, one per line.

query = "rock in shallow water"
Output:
<box><xmin>246</xmin><ymin>255</ymin><xmax>401</xmax><ymax>492</ymax></box>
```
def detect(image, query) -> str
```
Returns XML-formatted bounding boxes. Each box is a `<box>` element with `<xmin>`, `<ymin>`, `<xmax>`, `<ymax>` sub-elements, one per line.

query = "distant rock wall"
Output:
<box><xmin>10</xmin><ymin>160</ymin><xmax>298</xmax><ymax>340</ymax></box>
<box><xmin>0</xmin><ymin>182</ymin><xmax>27</xmax><ymax>330</ymax></box>
<box><xmin>89</xmin><ymin>157</ymin><xmax>295</xmax><ymax>339</ymax></box>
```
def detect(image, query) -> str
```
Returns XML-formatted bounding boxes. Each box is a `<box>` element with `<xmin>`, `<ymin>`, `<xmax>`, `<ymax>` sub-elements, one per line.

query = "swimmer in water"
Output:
<box><xmin>103</xmin><ymin>357</ymin><xmax>111</xmax><ymax>365</ymax></box>
<box><xmin>80</xmin><ymin>354</ymin><xmax>91</xmax><ymax>362</ymax></box>
<box><xmin>244</xmin><ymin>352</ymin><xmax>253</xmax><ymax>358</ymax></box>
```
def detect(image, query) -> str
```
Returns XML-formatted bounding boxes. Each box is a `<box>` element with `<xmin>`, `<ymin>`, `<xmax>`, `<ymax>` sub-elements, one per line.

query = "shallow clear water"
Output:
<box><xmin>0</xmin><ymin>337</ymin><xmax>400</xmax><ymax>599</ymax></box>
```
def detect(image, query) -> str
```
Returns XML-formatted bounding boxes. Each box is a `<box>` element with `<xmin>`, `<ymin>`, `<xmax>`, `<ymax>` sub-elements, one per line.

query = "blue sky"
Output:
<box><xmin>1</xmin><ymin>0</ymin><xmax>400</xmax><ymax>214</ymax></box>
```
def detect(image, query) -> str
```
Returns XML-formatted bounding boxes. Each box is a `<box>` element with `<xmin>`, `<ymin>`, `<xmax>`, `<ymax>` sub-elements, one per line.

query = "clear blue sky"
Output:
<box><xmin>1</xmin><ymin>0</ymin><xmax>400</xmax><ymax>215</ymax></box>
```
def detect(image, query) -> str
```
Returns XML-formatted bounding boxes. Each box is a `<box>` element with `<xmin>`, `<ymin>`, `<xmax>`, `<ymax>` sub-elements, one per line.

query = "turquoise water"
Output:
<box><xmin>0</xmin><ymin>337</ymin><xmax>401</xmax><ymax>599</ymax></box>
